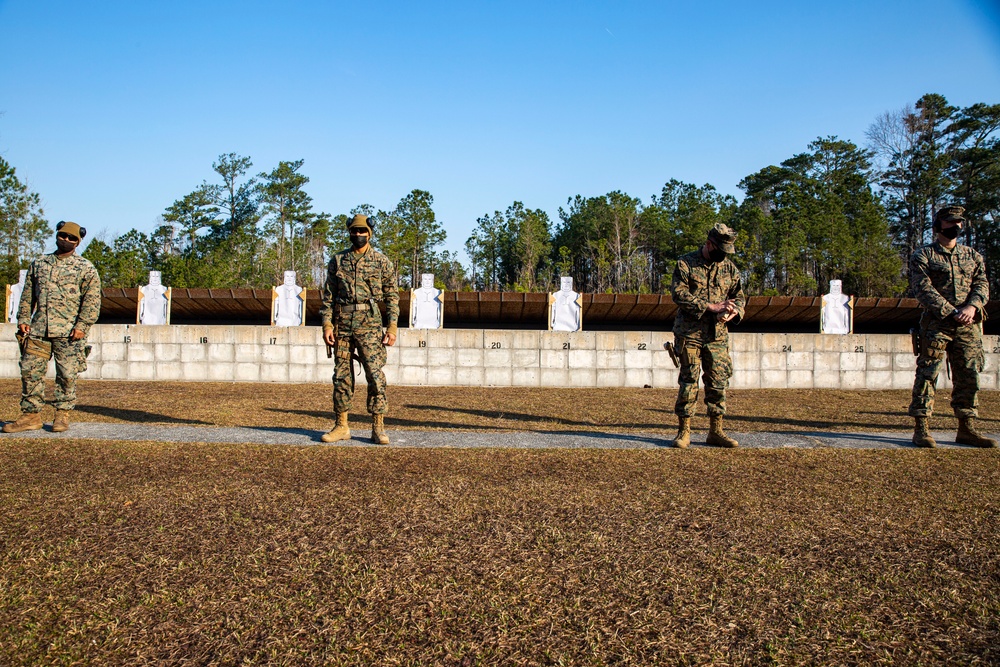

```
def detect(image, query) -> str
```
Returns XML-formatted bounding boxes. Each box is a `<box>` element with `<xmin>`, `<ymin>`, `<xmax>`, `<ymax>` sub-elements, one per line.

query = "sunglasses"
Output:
<box><xmin>57</xmin><ymin>232</ymin><xmax>80</xmax><ymax>242</ymax></box>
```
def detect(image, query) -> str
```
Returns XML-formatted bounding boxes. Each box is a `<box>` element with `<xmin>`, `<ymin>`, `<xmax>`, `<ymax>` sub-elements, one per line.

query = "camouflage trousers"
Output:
<box><xmin>333</xmin><ymin>320</ymin><xmax>388</xmax><ymax>415</ymax></box>
<box><xmin>909</xmin><ymin>316</ymin><xmax>984</xmax><ymax>419</ymax></box>
<box><xmin>674</xmin><ymin>331</ymin><xmax>733</xmax><ymax>417</ymax></box>
<box><xmin>20</xmin><ymin>336</ymin><xmax>85</xmax><ymax>413</ymax></box>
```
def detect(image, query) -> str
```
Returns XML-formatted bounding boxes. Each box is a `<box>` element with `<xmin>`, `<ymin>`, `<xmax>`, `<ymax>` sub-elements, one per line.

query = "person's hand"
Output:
<box><xmin>953</xmin><ymin>305</ymin><xmax>977</xmax><ymax>325</ymax></box>
<box><xmin>323</xmin><ymin>327</ymin><xmax>336</xmax><ymax>346</ymax></box>
<box><xmin>383</xmin><ymin>332</ymin><xmax>397</xmax><ymax>347</ymax></box>
<box><xmin>18</xmin><ymin>324</ymin><xmax>30</xmax><ymax>336</ymax></box>
<box><xmin>70</xmin><ymin>328</ymin><xmax>85</xmax><ymax>341</ymax></box>
<box><xmin>718</xmin><ymin>311</ymin><xmax>735</xmax><ymax>324</ymax></box>
<box><xmin>706</xmin><ymin>302</ymin><xmax>728</xmax><ymax>314</ymax></box>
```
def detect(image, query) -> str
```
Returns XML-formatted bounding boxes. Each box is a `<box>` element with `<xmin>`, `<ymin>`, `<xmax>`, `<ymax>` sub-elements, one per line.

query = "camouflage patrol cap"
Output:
<box><xmin>55</xmin><ymin>221</ymin><xmax>86</xmax><ymax>240</ymax></box>
<box><xmin>934</xmin><ymin>206</ymin><xmax>965</xmax><ymax>223</ymax></box>
<box><xmin>707</xmin><ymin>222</ymin><xmax>737</xmax><ymax>254</ymax></box>
<box><xmin>347</xmin><ymin>214</ymin><xmax>373</xmax><ymax>235</ymax></box>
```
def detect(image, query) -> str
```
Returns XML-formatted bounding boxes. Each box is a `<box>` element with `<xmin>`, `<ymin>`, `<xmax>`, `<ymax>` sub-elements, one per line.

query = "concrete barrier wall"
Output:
<box><xmin>2</xmin><ymin>323</ymin><xmax>997</xmax><ymax>390</ymax></box>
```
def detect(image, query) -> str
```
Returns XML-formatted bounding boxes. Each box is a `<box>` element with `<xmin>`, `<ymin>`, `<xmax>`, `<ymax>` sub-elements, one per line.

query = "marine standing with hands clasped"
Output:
<box><xmin>3</xmin><ymin>222</ymin><xmax>101</xmax><ymax>434</ymax></box>
<box><xmin>909</xmin><ymin>206</ymin><xmax>996</xmax><ymax>448</ymax></box>
<box><xmin>319</xmin><ymin>214</ymin><xmax>399</xmax><ymax>444</ymax></box>
<box><xmin>669</xmin><ymin>223</ymin><xmax>746</xmax><ymax>449</ymax></box>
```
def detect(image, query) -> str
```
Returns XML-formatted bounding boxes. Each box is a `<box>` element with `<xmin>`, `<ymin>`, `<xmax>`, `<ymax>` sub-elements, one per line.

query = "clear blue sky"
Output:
<box><xmin>2</xmin><ymin>0</ymin><xmax>999</xmax><ymax>259</ymax></box>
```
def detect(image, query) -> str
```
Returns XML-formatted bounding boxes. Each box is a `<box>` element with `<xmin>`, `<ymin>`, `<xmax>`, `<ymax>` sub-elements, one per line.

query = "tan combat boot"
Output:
<box><xmin>912</xmin><ymin>417</ymin><xmax>937</xmax><ymax>448</ymax></box>
<box><xmin>52</xmin><ymin>410</ymin><xmax>71</xmax><ymax>433</ymax></box>
<box><xmin>371</xmin><ymin>415</ymin><xmax>390</xmax><ymax>445</ymax></box>
<box><xmin>2</xmin><ymin>412</ymin><xmax>44</xmax><ymax>433</ymax></box>
<box><xmin>672</xmin><ymin>416</ymin><xmax>691</xmax><ymax>449</ymax></box>
<box><xmin>321</xmin><ymin>412</ymin><xmax>351</xmax><ymax>443</ymax></box>
<box><xmin>706</xmin><ymin>414</ymin><xmax>738</xmax><ymax>448</ymax></box>
<box><xmin>956</xmin><ymin>417</ymin><xmax>998</xmax><ymax>448</ymax></box>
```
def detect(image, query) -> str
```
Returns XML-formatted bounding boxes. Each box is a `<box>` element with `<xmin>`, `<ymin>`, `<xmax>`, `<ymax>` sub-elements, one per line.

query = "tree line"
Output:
<box><xmin>2</xmin><ymin>93</ymin><xmax>998</xmax><ymax>298</ymax></box>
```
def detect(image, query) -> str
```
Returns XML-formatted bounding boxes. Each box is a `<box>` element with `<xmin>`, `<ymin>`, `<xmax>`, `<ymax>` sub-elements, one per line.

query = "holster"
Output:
<box><xmin>663</xmin><ymin>341</ymin><xmax>680</xmax><ymax>368</ymax></box>
<box><xmin>910</xmin><ymin>328</ymin><xmax>920</xmax><ymax>357</ymax></box>
<box><xmin>24</xmin><ymin>336</ymin><xmax>52</xmax><ymax>360</ymax></box>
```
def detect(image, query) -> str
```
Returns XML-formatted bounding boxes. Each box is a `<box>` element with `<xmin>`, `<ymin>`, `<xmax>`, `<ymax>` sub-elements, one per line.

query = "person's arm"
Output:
<box><xmin>382</xmin><ymin>256</ymin><xmax>399</xmax><ymax>344</ymax></box>
<box><xmin>671</xmin><ymin>258</ymin><xmax>709</xmax><ymax>319</ymax></box>
<box><xmin>320</xmin><ymin>257</ymin><xmax>339</xmax><ymax>345</ymax></box>
<box><xmin>910</xmin><ymin>249</ymin><xmax>955</xmax><ymax>320</ymax></box>
<box><xmin>73</xmin><ymin>264</ymin><xmax>102</xmax><ymax>338</ymax></box>
<box><xmin>16</xmin><ymin>263</ymin><xmax>36</xmax><ymax>332</ymax></box>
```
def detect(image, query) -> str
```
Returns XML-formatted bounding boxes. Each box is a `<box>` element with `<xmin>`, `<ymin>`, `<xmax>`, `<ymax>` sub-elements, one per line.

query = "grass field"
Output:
<box><xmin>1</xmin><ymin>382</ymin><xmax>999</xmax><ymax>664</ymax></box>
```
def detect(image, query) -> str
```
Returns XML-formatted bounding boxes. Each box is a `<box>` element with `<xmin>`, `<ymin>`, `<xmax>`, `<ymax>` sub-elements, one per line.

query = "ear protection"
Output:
<box><xmin>56</xmin><ymin>221</ymin><xmax>87</xmax><ymax>239</ymax></box>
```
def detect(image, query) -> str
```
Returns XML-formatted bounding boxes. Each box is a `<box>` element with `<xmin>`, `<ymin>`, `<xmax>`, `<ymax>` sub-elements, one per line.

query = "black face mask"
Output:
<box><xmin>350</xmin><ymin>233</ymin><xmax>369</xmax><ymax>249</ymax></box>
<box><xmin>708</xmin><ymin>248</ymin><xmax>727</xmax><ymax>263</ymax></box>
<box><xmin>938</xmin><ymin>225</ymin><xmax>961</xmax><ymax>240</ymax></box>
<box><xmin>55</xmin><ymin>235</ymin><xmax>79</xmax><ymax>254</ymax></box>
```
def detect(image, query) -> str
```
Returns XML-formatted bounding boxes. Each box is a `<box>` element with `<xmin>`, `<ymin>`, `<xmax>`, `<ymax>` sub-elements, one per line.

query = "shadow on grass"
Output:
<box><xmin>76</xmin><ymin>405</ymin><xmax>212</xmax><ymax>425</ymax></box>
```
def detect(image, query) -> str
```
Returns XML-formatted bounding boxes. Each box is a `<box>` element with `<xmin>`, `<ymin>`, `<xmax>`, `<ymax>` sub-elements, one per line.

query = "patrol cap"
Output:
<box><xmin>55</xmin><ymin>221</ymin><xmax>86</xmax><ymax>240</ymax></box>
<box><xmin>707</xmin><ymin>222</ymin><xmax>737</xmax><ymax>254</ymax></box>
<box><xmin>934</xmin><ymin>206</ymin><xmax>965</xmax><ymax>223</ymax></box>
<box><xmin>347</xmin><ymin>214</ymin><xmax>373</xmax><ymax>235</ymax></box>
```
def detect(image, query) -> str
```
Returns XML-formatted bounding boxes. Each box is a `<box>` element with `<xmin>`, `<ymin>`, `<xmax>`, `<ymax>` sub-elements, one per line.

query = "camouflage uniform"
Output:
<box><xmin>319</xmin><ymin>245</ymin><xmax>399</xmax><ymax>415</ymax></box>
<box><xmin>671</xmin><ymin>242</ymin><xmax>745</xmax><ymax>417</ymax></box>
<box><xmin>908</xmin><ymin>241</ymin><xmax>989</xmax><ymax>418</ymax></box>
<box><xmin>17</xmin><ymin>253</ymin><xmax>101</xmax><ymax>413</ymax></box>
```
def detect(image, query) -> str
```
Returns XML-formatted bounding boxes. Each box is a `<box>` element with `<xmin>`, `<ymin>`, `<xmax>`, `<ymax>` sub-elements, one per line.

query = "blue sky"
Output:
<box><xmin>1</xmin><ymin>0</ymin><xmax>999</xmax><ymax>259</ymax></box>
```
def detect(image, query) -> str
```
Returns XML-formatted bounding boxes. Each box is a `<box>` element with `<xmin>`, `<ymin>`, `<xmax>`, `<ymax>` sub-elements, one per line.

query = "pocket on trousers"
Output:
<box><xmin>25</xmin><ymin>337</ymin><xmax>52</xmax><ymax>360</ymax></box>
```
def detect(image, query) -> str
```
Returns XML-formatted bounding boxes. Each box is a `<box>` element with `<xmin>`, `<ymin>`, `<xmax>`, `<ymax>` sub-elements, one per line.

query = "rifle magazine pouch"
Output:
<box><xmin>336</xmin><ymin>339</ymin><xmax>352</xmax><ymax>360</ymax></box>
<box><xmin>925</xmin><ymin>338</ymin><xmax>947</xmax><ymax>361</ymax></box>
<box><xmin>25</xmin><ymin>337</ymin><xmax>53</xmax><ymax>360</ymax></box>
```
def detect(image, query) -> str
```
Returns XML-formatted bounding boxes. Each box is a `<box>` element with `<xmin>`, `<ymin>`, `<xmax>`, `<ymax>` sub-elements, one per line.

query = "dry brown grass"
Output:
<box><xmin>2</xmin><ymin>379</ymin><xmax>999</xmax><ymax>434</ymax></box>
<box><xmin>0</xmin><ymin>442</ymin><xmax>997</xmax><ymax>665</ymax></box>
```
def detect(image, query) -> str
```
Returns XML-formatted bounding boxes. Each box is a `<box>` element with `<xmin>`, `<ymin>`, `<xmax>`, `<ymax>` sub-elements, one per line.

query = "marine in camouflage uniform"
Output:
<box><xmin>669</xmin><ymin>223</ymin><xmax>746</xmax><ymax>448</ymax></box>
<box><xmin>909</xmin><ymin>205</ymin><xmax>996</xmax><ymax>448</ymax></box>
<box><xmin>3</xmin><ymin>222</ymin><xmax>101</xmax><ymax>434</ymax></box>
<box><xmin>319</xmin><ymin>214</ymin><xmax>399</xmax><ymax>444</ymax></box>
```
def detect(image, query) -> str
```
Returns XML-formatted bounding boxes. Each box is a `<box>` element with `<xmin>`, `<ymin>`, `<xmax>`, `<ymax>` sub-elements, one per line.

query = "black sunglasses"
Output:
<box><xmin>57</xmin><ymin>232</ymin><xmax>80</xmax><ymax>242</ymax></box>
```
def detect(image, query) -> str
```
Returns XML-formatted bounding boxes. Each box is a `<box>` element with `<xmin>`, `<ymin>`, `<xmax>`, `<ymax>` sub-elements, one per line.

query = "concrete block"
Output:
<box><xmin>427</xmin><ymin>365</ymin><xmax>456</xmax><ymax>385</ymax></box>
<box><xmin>814</xmin><ymin>353</ymin><xmax>840</xmax><ymax>372</ymax></box>
<box><xmin>483</xmin><ymin>331</ymin><xmax>514</xmax><ymax>350</ymax></box>
<box><xmin>864</xmin><ymin>335</ymin><xmax>892</xmax><ymax>354</ymax></box>
<box><xmin>840</xmin><ymin>352</ymin><xmax>866</xmax><ymax>371</ymax></box>
<box><xmin>177</xmin><ymin>326</ymin><xmax>212</xmax><ymax>345</ymax></box>
<box><xmin>760</xmin><ymin>352</ymin><xmax>786</xmax><ymax>371</ymax></box>
<box><xmin>540</xmin><ymin>350</ymin><xmax>567</xmax><ymax>369</ymax></box>
<box><xmin>287</xmin><ymin>364</ymin><xmax>314</xmax><ymax>383</ymax></box>
<box><xmin>386</xmin><ymin>346</ymin><xmax>400</xmax><ymax>365</ymax></box>
<box><xmin>732</xmin><ymin>351</ymin><xmax>760</xmax><ymax>371</ymax></box>
<box><xmin>181</xmin><ymin>363</ymin><xmax>209</xmax><ymax>381</ymax></box>
<box><xmin>154</xmin><ymin>343</ymin><xmax>180</xmax><ymax>362</ymax></box>
<box><xmin>457</xmin><ymin>349</ymin><xmax>483</xmax><ymax>367</ymax></box>
<box><xmin>625</xmin><ymin>331</ymin><xmax>652</xmax><ymax>350</ymax></box>
<box><xmin>568</xmin><ymin>349</ymin><xmax>597</xmax><ymax>368</ymax></box>
<box><xmin>891</xmin><ymin>335</ymin><xmax>914</xmax><ymax>353</ymax></box>
<box><xmin>382</xmin><ymin>366</ymin><xmax>397</xmax><ymax>384</ymax></box>
<box><xmin>399</xmin><ymin>365</ymin><xmax>428</xmax><ymax>385</ymax></box>
<box><xmin>454</xmin><ymin>329</ymin><xmax>484</xmax><ymax>348</ymax></box>
<box><xmin>624</xmin><ymin>368</ymin><xmax>653</xmax><ymax>387</ymax></box>
<box><xmin>761</xmin><ymin>369</ymin><xmax>787</xmax><ymax>388</ymax></box>
<box><xmin>235</xmin><ymin>344</ymin><xmax>261</xmax><ymax>362</ymax></box>
<box><xmin>893</xmin><ymin>354</ymin><xmax>916</xmax><ymax>371</ymax></box>
<box><xmin>730</xmin><ymin>334</ymin><xmax>758</xmax><ymax>352</ymax></box>
<box><xmin>652</xmin><ymin>368</ymin><xmax>678</xmax><ymax>388</ymax></box>
<box><xmin>0</xmin><ymin>359</ymin><xmax>20</xmax><ymax>378</ymax></box>
<box><xmin>101</xmin><ymin>361</ymin><xmax>128</xmax><ymax>380</ymax></box>
<box><xmin>235</xmin><ymin>363</ymin><xmax>261</xmax><ymax>382</ymax></box>
<box><xmin>510</xmin><ymin>331</ymin><xmax>540</xmax><ymax>349</ymax></box>
<box><xmin>540</xmin><ymin>368</ymin><xmax>569</xmax><ymax>386</ymax></box>
<box><xmin>596</xmin><ymin>369</ymin><xmax>625</xmax><ymax>387</ymax></box>
<box><xmin>543</xmin><ymin>330</ymin><xmax>595</xmax><ymax>350</ymax></box>
<box><xmin>841</xmin><ymin>371</ymin><xmax>866</xmax><ymax>389</ymax></box>
<box><xmin>761</xmin><ymin>333</ymin><xmax>789</xmax><ymax>353</ymax></box>
<box><xmin>233</xmin><ymin>326</ymin><xmax>259</xmax><ymax>345</ymax></box>
<box><xmin>786</xmin><ymin>334</ymin><xmax>817</xmax><ymax>352</ymax></box>
<box><xmin>938</xmin><ymin>373</ymin><xmax>953</xmax><ymax>390</ymax></box>
<box><xmin>484</xmin><ymin>348</ymin><xmax>512</xmax><ymax>367</ymax></box>
<box><xmin>787</xmin><ymin>370</ymin><xmax>813</xmax><ymax>389</ymax></box>
<box><xmin>892</xmin><ymin>370</ymin><xmax>914</xmax><ymax>389</ymax></box>
<box><xmin>868</xmin><ymin>353</ymin><xmax>892</xmax><ymax>371</ymax></box>
<box><xmin>596</xmin><ymin>350</ymin><xmax>624</xmax><ymax>368</ymax></box>
<box><xmin>102</xmin><ymin>343</ymin><xmax>127</xmax><ymax>362</ymax></box>
<box><xmin>287</xmin><ymin>345</ymin><xmax>316</xmax><ymax>365</ymax></box>
<box><xmin>207</xmin><ymin>363</ymin><xmax>234</xmax><ymax>381</ymax></box>
<box><xmin>424</xmin><ymin>329</ymin><xmax>456</xmax><ymax>348</ymax></box>
<box><xmin>400</xmin><ymin>330</ymin><xmax>428</xmax><ymax>348</ymax></box>
<box><xmin>866</xmin><ymin>371</ymin><xmax>893</xmax><ymax>390</ymax></box>
<box><xmin>484</xmin><ymin>367</ymin><xmax>513</xmax><ymax>386</ymax></box>
<box><xmin>512</xmin><ymin>349</ymin><xmax>539</xmax><ymax>367</ymax></box>
<box><xmin>568</xmin><ymin>368</ymin><xmax>597</xmax><ymax>386</ymax></box>
<box><xmin>596</xmin><ymin>332</ymin><xmax>624</xmax><ymax>351</ymax></box>
<box><xmin>127</xmin><ymin>344</ymin><xmax>155</xmax><ymax>363</ymax></box>
<box><xmin>652</xmin><ymin>347</ymin><xmax>678</xmax><ymax>368</ymax></box>
<box><xmin>285</xmin><ymin>327</ymin><xmax>318</xmax><ymax>345</ymax></box>
<box><xmin>427</xmin><ymin>348</ymin><xmax>456</xmax><ymax>367</ymax></box>
<box><xmin>99</xmin><ymin>324</ymin><xmax>132</xmax><ymax>343</ymax></box>
<box><xmin>813</xmin><ymin>370</ymin><xmax>841</xmax><ymax>389</ymax></box>
<box><xmin>786</xmin><ymin>352</ymin><xmax>813</xmax><ymax>370</ymax></box>
<box><xmin>455</xmin><ymin>366</ymin><xmax>485</xmax><ymax>386</ymax></box>
<box><xmin>155</xmin><ymin>361</ymin><xmax>184</xmax><ymax>381</ymax></box>
<box><xmin>260</xmin><ymin>364</ymin><xmax>289</xmax><ymax>383</ymax></box>
<box><xmin>983</xmin><ymin>354</ymin><xmax>999</xmax><ymax>373</ymax></box>
<box><xmin>730</xmin><ymin>369</ymin><xmax>760</xmax><ymax>389</ymax></box>
<box><xmin>181</xmin><ymin>344</ymin><xmax>208</xmax><ymax>363</ymax></box>
<box><xmin>979</xmin><ymin>372</ymin><xmax>997</xmax><ymax>390</ymax></box>
<box><xmin>207</xmin><ymin>344</ymin><xmax>234</xmax><ymax>363</ymax></box>
<box><xmin>261</xmin><ymin>345</ymin><xmax>288</xmax><ymax>364</ymax></box>
<box><xmin>512</xmin><ymin>367</ymin><xmax>541</xmax><ymax>386</ymax></box>
<box><xmin>815</xmin><ymin>334</ymin><xmax>862</xmax><ymax>352</ymax></box>
<box><xmin>650</xmin><ymin>331</ymin><xmax>674</xmax><ymax>351</ymax></box>
<box><xmin>128</xmin><ymin>361</ymin><xmax>156</xmax><ymax>381</ymax></box>
<box><xmin>625</xmin><ymin>350</ymin><xmax>652</xmax><ymax>369</ymax></box>
<box><xmin>403</xmin><ymin>347</ymin><xmax>428</xmax><ymax>366</ymax></box>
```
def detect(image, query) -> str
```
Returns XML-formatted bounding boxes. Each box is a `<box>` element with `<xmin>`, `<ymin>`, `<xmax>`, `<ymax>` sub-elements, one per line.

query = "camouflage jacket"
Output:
<box><xmin>18</xmin><ymin>252</ymin><xmax>102</xmax><ymax>338</ymax></box>
<box><xmin>671</xmin><ymin>249</ymin><xmax>746</xmax><ymax>339</ymax></box>
<box><xmin>319</xmin><ymin>246</ymin><xmax>400</xmax><ymax>333</ymax></box>
<box><xmin>910</xmin><ymin>242</ymin><xmax>989</xmax><ymax>321</ymax></box>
